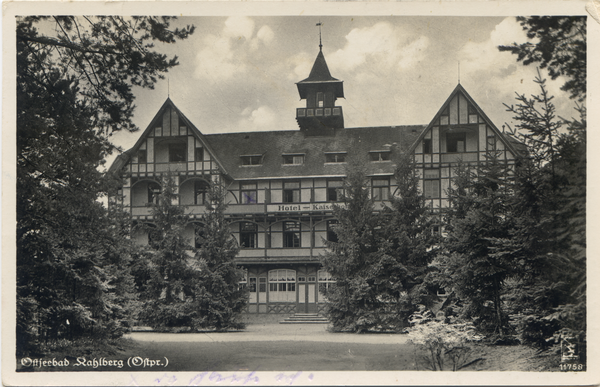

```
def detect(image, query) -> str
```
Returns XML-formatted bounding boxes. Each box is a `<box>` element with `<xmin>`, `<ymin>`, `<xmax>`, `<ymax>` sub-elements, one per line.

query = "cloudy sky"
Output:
<box><xmin>108</xmin><ymin>15</ymin><xmax>579</xmax><ymax>167</ymax></box>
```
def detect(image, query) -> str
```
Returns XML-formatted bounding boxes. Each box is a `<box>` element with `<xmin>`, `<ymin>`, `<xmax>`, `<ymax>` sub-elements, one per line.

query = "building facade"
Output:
<box><xmin>109</xmin><ymin>46</ymin><xmax>524</xmax><ymax>315</ymax></box>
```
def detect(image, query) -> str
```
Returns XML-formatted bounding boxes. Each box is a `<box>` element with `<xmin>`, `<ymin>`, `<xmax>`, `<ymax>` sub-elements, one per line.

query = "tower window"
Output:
<box><xmin>317</xmin><ymin>92</ymin><xmax>324</xmax><ymax>108</ymax></box>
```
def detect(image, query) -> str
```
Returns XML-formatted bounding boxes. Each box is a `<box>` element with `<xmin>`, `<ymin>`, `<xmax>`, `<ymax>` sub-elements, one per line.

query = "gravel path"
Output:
<box><xmin>126</xmin><ymin>323</ymin><xmax>409</xmax><ymax>345</ymax></box>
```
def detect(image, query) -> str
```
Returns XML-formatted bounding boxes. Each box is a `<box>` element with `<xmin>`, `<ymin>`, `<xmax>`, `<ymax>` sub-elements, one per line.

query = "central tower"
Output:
<box><xmin>295</xmin><ymin>35</ymin><xmax>344</xmax><ymax>136</ymax></box>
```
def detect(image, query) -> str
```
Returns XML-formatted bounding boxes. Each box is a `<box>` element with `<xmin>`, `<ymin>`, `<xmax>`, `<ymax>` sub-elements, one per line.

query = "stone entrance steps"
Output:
<box><xmin>280</xmin><ymin>313</ymin><xmax>329</xmax><ymax>324</ymax></box>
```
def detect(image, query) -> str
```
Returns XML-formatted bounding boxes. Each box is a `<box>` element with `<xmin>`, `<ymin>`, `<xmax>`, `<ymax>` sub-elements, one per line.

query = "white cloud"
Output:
<box><xmin>257</xmin><ymin>25</ymin><xmax>274</xmax><ymax>44</ymax></box>
<box><xmin>398</xmin><ymin>36</ymin><xmax>429</xmax><ymax>70</ymax></box>
<box><xmin>239</xmin><ymin>105</ymin><xmax>278</xmax><ymax>131</ymax></box>
<box><xmin>224</xmin><ymin>16</ymin><xmax>255</xmax><ymax>40</ymax></box>
<box><xmin>194</xmin><ymin>35</ymin><xmax>242</xmax><ymax>81</ymax></box>
<box><xmin>327</xmin><ymin>22</ymin><xmax>429</xmax><ymax>76</ymax></box>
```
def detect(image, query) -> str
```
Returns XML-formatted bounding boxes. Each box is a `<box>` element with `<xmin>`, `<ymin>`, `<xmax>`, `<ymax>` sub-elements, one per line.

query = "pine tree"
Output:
<box><xmin>497</xmin><ymin>75</ymin><xmax>585</xmax><ymax>349</ymax></box>
<box><xmin>137</xmin><ymin>174</ymin><xmax>201</xmax><ymax>330</ymax></box>
<box><xmin>380</xmin><ymin>151</ymin><xmax>438</xmax><ymax>318</ymax></box>
<box><xmin>435</xmin><ymin>153</ymin><xmax>515</xmax><ymax>335</ymax></box>
<box><xmin>17</xmin><ymin>16</ymin><xmax>193</xmax><ymax>353</ymax></box>
<box><xmin>193</xmin><ymin>183</ymin><xmax>247</xmax><ymax>331</ymax></box>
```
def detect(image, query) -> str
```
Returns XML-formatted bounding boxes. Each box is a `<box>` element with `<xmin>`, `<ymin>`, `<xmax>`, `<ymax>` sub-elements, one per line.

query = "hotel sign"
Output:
<box><xmin>267</xmin><ymin>203</ymin><xmax>340</xmax><ymax>213</ymax></box>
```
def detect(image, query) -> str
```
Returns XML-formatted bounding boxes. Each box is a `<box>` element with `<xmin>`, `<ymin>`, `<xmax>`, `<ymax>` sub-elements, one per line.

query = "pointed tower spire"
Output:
<box><xmin>295</xmin><ymin>25</ymin><xmax>344</xmax><ymax>136</ymax></box>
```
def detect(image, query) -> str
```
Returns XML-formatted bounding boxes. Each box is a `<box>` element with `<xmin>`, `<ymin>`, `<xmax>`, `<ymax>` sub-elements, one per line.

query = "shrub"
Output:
<box><xmin>407</xmin><ymin>306</ymin><xmax>484</xmax><ymax>371</ymax></box>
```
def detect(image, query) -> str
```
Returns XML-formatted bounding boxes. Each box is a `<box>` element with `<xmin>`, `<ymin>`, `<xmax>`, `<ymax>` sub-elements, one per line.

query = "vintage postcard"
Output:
<box><xmin>3</xmin><ymin>1</ymin><xmax>598</xmax><ymax>385</ymax></box>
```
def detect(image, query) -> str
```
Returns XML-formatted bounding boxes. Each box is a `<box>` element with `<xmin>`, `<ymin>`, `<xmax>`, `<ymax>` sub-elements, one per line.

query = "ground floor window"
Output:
<box><xmin>268</xmin><ymin>269</ymin><xmax>296</xmax><ymax>302</ymax></box>
<box><xmin>318</xmin><ymin>270</ymin><xmax>336</xmax><ymax>302</ymax></box>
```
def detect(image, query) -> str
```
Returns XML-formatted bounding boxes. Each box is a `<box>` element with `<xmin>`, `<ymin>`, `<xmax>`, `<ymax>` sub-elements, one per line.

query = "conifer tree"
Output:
<box><xmin>137</xmin><ymin>174</ymin><xmax>203</xmax><ymax>330</ymax></box>
<box><xmin>193</xmin><ymin>182</ymin><xmax>247</xmax><ymax>331</ymax></box>
<box><xmin>435</xmin><ymin>153</ymin><xmax>515</xmax><ymax>335</ymax></box>
<box><xmin>380</xmin><ymin>151</ymin><xmax>438</xmax><ymax>316</ymax></box>
<box><xmin>320</xmin><ymin>156</ymin><xmax>385</xmax><ymax>332</ymax></box>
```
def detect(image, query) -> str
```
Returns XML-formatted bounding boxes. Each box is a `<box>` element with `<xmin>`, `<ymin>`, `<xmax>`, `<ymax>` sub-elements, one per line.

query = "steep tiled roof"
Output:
<box><xmin>296</xmin><ymin>50</ymin><xmax>344</xmax><ymax>99</ymax></box>
<box><xmin>298</xmin><ymin>50</ymin><xmax>338</xmax><ymax>83</ymax></box>
<box><xmin>205</xmin><ymin>125</ymin><xmax>425</xmax><ymax>180</ymax></box>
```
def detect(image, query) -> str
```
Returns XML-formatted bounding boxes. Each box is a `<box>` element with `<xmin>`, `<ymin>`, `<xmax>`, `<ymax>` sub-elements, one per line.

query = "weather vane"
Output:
<box><xmin>316</xmin><ymin>21</ymin><xmax>323</xmax><ymax>51</ymax></box>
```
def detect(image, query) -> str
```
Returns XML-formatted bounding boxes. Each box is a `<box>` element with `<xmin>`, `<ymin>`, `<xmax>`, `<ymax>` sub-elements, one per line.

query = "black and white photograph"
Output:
<box><xmin>3</xmin><ymin>1</ymin><xmax>598</xmax><ymax>385</ymax></box>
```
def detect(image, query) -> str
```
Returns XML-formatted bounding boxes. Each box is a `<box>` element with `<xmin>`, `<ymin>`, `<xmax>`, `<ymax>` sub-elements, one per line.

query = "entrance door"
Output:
<box><xmin>297</xmin><ymin>276</ymin><xmax>317</xmax><ymax>313</ymax></box>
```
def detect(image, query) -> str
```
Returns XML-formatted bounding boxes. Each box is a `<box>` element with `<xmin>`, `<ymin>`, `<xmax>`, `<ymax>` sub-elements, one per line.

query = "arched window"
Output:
<box><xmin>268</xmin><ymin>269</ymin><xmax>296</xmax><ymax>302</ymax></box>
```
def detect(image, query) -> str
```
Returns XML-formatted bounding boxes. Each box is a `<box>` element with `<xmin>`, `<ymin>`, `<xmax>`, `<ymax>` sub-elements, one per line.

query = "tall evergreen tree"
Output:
<box><xmin>498</xmin><ymin>16</ymin><xmax>586</xmax><ymax>102</ymax></box>
<box><xmin>17</xmin><ymin>16</ymin><xmax>193</xmax><ymax>353</ymax></box>
<box><xmin>380</xmin><ymin>151</ymin><xmax>438</xmax><ymax>315</ymax></box>
<box><xmin>137</xmin><ymin>174</ymin><xmax>202</xmax><ymax>330</ymax></box>
<box><xmin>320</xmin><ymin>156</ymin><xmax>387</xmax><ymax>332</ymax></box>
<box><xmin>193</xmin><ymin>183</ymin><xmax>247</xmax><ymax>331</ymax></box>
<box><xmin>496</xmin><ymin>75</ymin><xmax>585</xmax><ymax>348</ymax></box>
<box><xmin>434</xmin><ymin>153</ymin><xmax>515</xmax><ymax>335</ymax></box>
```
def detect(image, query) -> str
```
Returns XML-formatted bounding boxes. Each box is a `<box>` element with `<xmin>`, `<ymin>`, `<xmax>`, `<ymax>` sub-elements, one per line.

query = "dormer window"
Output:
<box><xmin>325</xmin><ymin>152</ymin><xmax>346</xmax><ymax>163</ymax></box>
<box><xmin>369</xmin><ymin>151</ymin><xmax>391</xmax><ymax>162</ymax></box>
<box><xmin>283</xmin><ymin>154</ymin><xmax>304</xmax><ymax>165</ymax></box>
<box><xmin>241</xmin><ymin>155</ymin><xmax>263</xmax><ymax>166</ymax></box>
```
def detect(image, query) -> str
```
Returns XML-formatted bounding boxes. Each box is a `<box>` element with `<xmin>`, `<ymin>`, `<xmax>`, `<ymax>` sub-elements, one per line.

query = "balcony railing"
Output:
<box><xmin>296</xmin><ymin>106</ymin><xmax>343</xmax><ymax>119</ymax></box>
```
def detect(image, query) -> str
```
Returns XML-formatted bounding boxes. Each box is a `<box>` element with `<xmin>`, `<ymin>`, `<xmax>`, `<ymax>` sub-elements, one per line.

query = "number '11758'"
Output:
<box><xmin>560</xmin><ymin>363</ymin><xmax>584</xmax><ymax>371</ymax></box>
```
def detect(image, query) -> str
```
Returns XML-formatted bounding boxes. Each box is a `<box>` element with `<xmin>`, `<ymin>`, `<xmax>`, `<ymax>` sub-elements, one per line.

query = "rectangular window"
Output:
<box><xmin>283</xmin><ymin>221</ymin><xmax>301</xmax><ymax>248</ymax></box>
<box><xmin>423</xmin><ymin>169</ymin><xmax>440</xmax><ymax>199</ymax></box>
<box><xmin>423</xmin><ymin>139</ymin><xmax>432</xmax><ymax>154</ymax></box>
<box><xmin>487</xmin><ymin>135</ymin><xmax>496</xmax><ymax>151</ymax></box>
<box><xmin>369</xmin><ymin>151</ymin><xmax>391</xmax><ymax>162</ymax></box>
<box><xmin>241</xmin><ymin>155</ymin><xmax>262</xmax><ymax>166</ymax></box>
<box><xmin>446</xmin><ymin>132</ymin><xmax>466</xmax><ymax>153</ymax></box>
<box><xmin>148</xmin><ymin>182</ymin><xmax>160</xmax><ymax>205</ymax></box>
<box><xmin>283</xmin><ymin>181</ymin><xmax>301</xmax><ymax>203</ymax></box>
<box><xmin>327</xmin><ymin>220</ymin><xmax>338</xmax><ymax>243</ymax></box>
<box><xmin>283</xmin><ymin>154</ymin><xmax>304</xmax><ymax>165</ymax></box>
<box><xmin>240</xmin><ymin>182</ymin><xmax>257</xmax><ymax>204</ymax></box>
<box><xmin>325</xmin><ymin>152</ymin><xmax>346</xmax><ymax>163</ymax></box>
<box><xmin>169</xmin><ymin>143</ymin><xmax>186</xmax><ymax>162</ymax></box>
<box><xmin>327</xmin><ymin>179</ymin><xmax>343</xmax><ymax>202</ymax></box>
<box><xmin>372</xmin><ymin>178</ymin><xmax>390</xmax><ymax>201</ymax></box>
<box><xmin>424</xmin><ymin>180</ymin><xmax>440</xmax><ymax>198</ymax></box>
<box><xmin>195</xmin><ymin>147</ymin><xmax>204</xmax><ymax>162</ymax></box>
<box><xmin>259</xmin><ymin>277</ymin><xmax>266</xmax><ymax>293</ymax></box>
<box><xmin>195</xmin><ymin>228</ymin><xmax>205</xmax><ymax>249</ymax></box>
<box><xmin>249</xmin><ymin>278</ymin><xmax>257</xmax><ymax>293</ymax></box>
<box><xmin>194</xmin><ymin>181</ymin><xmax>208</xmax><ymax>205</ymax></box>
<box><xmin>240</xmin><ymin>222</ymin><xmax>257</xmax><ymax>248</ymax></box>
<box><xmin>137</xmin><ymin>149</ymin><xmax>147</xmax><ymax>163</ymax></box>
<box><xmin>317</xmin><ymin>92</ymin><xmax>324</xmax><ymax>108</ymax></box>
